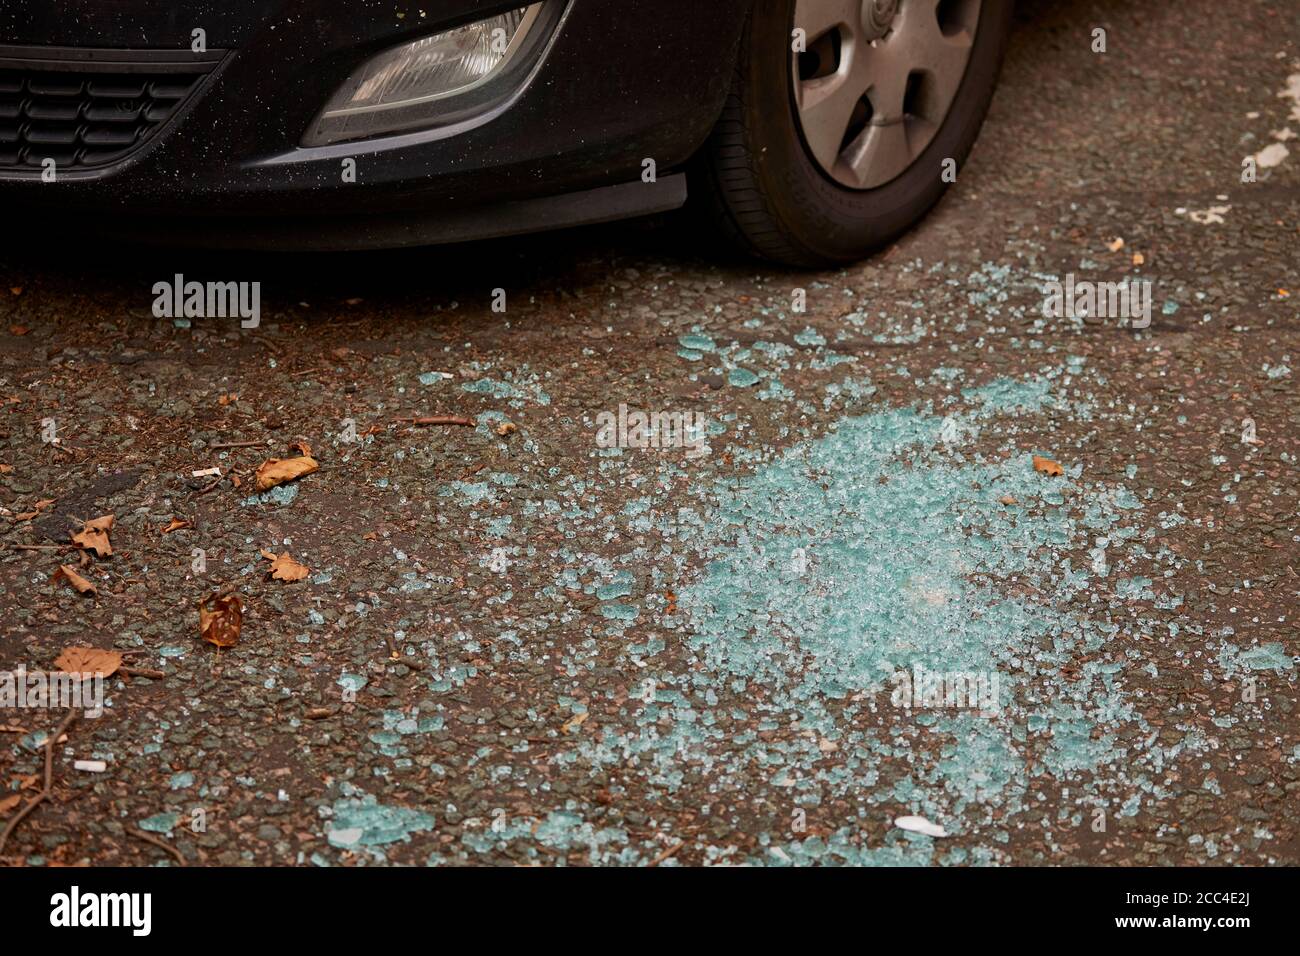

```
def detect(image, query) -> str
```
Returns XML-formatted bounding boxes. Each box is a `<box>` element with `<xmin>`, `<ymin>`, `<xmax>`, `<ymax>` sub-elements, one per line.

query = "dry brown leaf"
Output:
<box><xmin>54</xmin><ymin>646</ymin><xmax>122</xmax><ymax>679</ymax></box>
<box><xmin>254</xmin><ymin>455</ymin><xmax>319</xmax><ymax>491</ymax></box>
<box><xmin>72</xmin><ymin>514</ymin><xmax>115</xmax><ymax>557</ymax></box>
<box><xmin>9</xmin><ymin>325</ymin><xmax>29</xmax><ymax>336</ymax></box>
<box><xmin>162</xmin><ymin>517</ymin><xmax>191</xmax><ymax>534</ymax></box>
<box><xmin>999</xmin><ymin>495</ymin><xmax>1018</xmax><ymax>506</ymax></box>
<box><xmin>0</xmin><ymin>793</ymin><xmax>21</xmax><ymax>815</ymax></box>
<box><xmin>199</xmin><ymin>592</ymin><xmax>243</xmax><ymax>648</ymax></box>
<box><xmin>289</xmin><ymin>440</ymin><xmax>313</xmax><ymax>458</ymax></box>
<box><xmin>217</xmin><ymin>393</ymin><xmax>238</xmax><ymax>406</ymax></box>
<box><xmin>1032</xmin><ymin>455</ymin><xmax>1064</xmax><ymax>477</ymax></box>
<box><xmin>54</xmin><ymin>564</ymin><xmax>96</xmax><ymax>595</ymax></box>
<box><xmin>0</xmin><ymin>463</ymin><xmax>11</xmax><ymax>474</ymax></box>
<box><xmin>265</xmin><ymin>551</ymin><xmax>309</xmax><ymax>583</ymax></box>
<box><xmin>494</xmin><ymin>421</ymin><xmax>517</xmax><ymax>437</ymax></box>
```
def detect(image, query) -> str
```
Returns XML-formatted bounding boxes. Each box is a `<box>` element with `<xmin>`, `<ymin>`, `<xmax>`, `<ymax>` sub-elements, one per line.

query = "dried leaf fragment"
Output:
<box><xmin>14</xmin><ymin>498</ymin><xmax>55</xmax><ymax>522</ymax></box>
<box><xmin>72</xmin><ymin>514</ymin><xmax>115</xmax><ymax>557</ymax></box>
<box><xmin>55</xmin><ymin>564</ymin><xmax>96</xmax><ymax>595</ymax></box>
<box><xmin>254</xmin><ymin>455</ymin><xmax>319</xmax><ymax>491</ymax></box>
<box><xmin>0</xmin><ymin>793</ymin><xmax>21</xmax><ymax>815</ymax></box>
<box><xmin>1032</xmin><ymin>454</ymin><xmax>1064</xmax><ymax>477</ymax></box>
<box><xmin>561</xmin><ymin>712</ymin><xmax>589</xmax><ymax>734</ymax></box>
<box><xmin>199</xmin><ymin>593</ymin><xmax>243</xmax><ymax>648</ymax></box>
<box><xmin>54</xmin><ymin>646</ymin><xmax>122</xmax><ymax>680</ymax></box>
<box><xmin>162</xmin><ymin>517</ymin><xmax>191</xmax><ymax>534</ymax></box>
<box><xmin>261</xmin><ymin>549</ymin><xmax>309</xmax><ymax>583</ymax></box>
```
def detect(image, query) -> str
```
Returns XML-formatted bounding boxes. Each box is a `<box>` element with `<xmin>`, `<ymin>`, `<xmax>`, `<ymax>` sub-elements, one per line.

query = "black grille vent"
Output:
<box><xmin>0</xmin><ymin>46</ymin><xmax>222</xmax><ymax>172</ymax></box>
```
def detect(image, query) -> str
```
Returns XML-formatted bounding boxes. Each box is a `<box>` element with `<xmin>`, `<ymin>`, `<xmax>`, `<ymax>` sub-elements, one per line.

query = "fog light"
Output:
<box><xmin>305</xmin><ymin>4</ymin><xmax>543</xmax><ymax>146</ymax></box>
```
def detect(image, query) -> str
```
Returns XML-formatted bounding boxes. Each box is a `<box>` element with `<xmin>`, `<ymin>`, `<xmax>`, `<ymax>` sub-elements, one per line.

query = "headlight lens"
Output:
<box><xmin>304</xmin><ymin>4</ymin><xmax>543</xmax><ymax>146</ymax></box>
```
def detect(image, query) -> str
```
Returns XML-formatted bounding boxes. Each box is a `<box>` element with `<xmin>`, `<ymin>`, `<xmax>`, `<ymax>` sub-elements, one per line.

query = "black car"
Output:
<box><xmin>0</xmin><ymin>1</ymin><xmax>1012</xmax><ymax>265</ymax></box>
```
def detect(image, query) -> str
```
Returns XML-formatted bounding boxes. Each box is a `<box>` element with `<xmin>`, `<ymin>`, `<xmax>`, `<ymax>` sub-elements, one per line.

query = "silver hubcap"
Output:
<box><xmin>792</xmin><ymin>0</ymin><xmax>981</xmax><ymax>189</ymax></box>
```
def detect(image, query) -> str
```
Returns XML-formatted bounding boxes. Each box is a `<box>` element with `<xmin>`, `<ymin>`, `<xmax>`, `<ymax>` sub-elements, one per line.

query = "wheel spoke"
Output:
<box><xmin>891</xmin><ymin>0</ymin><xmax>977</xmax><ymax>119</ymax></box>
<box><xmin>859</xmin><ymin>49</ymin><xmax>912</xmax><ymax>123</ymax></box>
<box><xmin>797</xmin><ymin>67</ymin><xmax>868</xmax><ymax>173</ymax></box>
<box><xmin>844</xmin><ymin>119</ymin><xmax>912</xmax><ymax>188</ymax></box>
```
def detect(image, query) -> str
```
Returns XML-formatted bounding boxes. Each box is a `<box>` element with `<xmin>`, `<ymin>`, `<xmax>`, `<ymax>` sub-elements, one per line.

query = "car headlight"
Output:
<box><xmin>304</xmin><ymin>4</ymin><xmax>544</xmax><ymax>147</ymax></box>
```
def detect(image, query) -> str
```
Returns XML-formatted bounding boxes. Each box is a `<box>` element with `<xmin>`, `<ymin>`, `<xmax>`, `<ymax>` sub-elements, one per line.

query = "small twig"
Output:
<box><xmin>649</xmin><ymin>841</ymin><xmax>684</xmax><ymax>867</ymax></box>
<box><xmin>394</xmin><ymin>415</ymin><xmax>475</xmax><ymax>427</ymax></box>
<box><xmin>126</xmin><ymin>826</ymin><xmax>186</xmax><ymax>866</ymax></box>
<box><xmin>0</xmin><ymin>707</ymin><xmax>77</xmax><ymax>857</ymax></box>
<box><xmin>121</xmin><ymin>666</ymin><xmax>166</xmax><ymax>680</ymax></box>
<box><xmin>9</xmin><ymin>543</ymin><xmax>79</xmax><ymax>552</ymax></box>
<box><xmin>382</xmin><ymin>634</ymin><xmax>426</xmax><ymax>671</ymax></box>
<box><xmin>207</xmin><ymin>439</ymin><xmax>267</xmax><ymax>450</ymax></box>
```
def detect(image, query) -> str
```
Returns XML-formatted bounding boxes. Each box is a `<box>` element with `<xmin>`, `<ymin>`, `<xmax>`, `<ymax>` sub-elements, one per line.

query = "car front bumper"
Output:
<box><xmin>0</xmin><ymin>0</ymin><xmax>748</xmax><ymax>246</ymax></box>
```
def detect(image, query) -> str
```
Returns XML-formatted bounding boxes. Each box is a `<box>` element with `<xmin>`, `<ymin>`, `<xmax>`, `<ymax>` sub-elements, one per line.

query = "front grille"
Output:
<box><xmin>0</xmin><ymin>46</ymin><xmax>223</xmax><ymax>172</ymax></box>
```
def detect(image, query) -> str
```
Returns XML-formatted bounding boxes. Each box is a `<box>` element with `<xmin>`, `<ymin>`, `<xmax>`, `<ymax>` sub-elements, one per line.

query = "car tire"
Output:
<box><xmin>694</xmin><ymin>0</ymin><xmax>1013</xmax><ymax>267</ymax></box>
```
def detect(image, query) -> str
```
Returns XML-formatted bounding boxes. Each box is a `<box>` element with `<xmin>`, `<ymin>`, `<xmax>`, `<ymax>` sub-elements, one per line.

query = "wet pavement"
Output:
<box><xmin>1</xmin><ymin>0</ymin><xmax>1297</xmax><ymax>866</ymax></box>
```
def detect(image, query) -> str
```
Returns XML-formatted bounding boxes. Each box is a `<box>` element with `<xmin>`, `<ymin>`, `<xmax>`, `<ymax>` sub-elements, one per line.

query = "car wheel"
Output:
<box><xmin>695</xmin><ymin>0</ymin><xmax>1013</xmax><ymax>267</ymax></box>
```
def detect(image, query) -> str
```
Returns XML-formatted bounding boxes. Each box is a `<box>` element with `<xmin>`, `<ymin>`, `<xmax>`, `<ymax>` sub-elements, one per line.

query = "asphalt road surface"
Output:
<box><xmin>1</xmin><ymin>0</ymin><xmax>1297</xmax><ymax>866</ymax></box>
